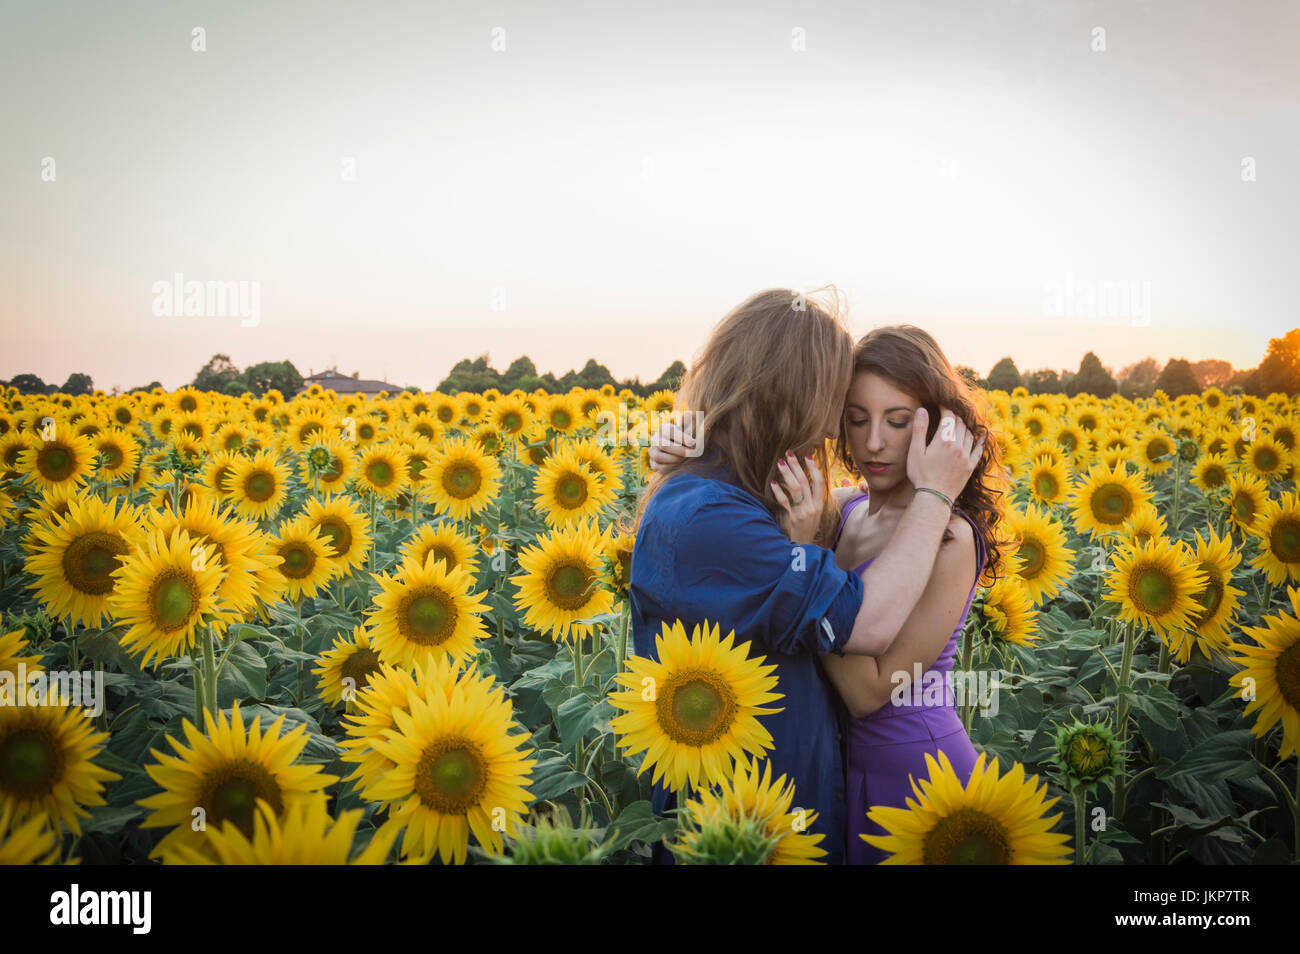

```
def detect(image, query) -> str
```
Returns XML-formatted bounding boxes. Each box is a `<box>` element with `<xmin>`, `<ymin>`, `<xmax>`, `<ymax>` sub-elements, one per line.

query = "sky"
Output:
<box><xmin>1</xmin><ymin>0</ymin><xmax>1297</xmax><ymax>392</ymax></box>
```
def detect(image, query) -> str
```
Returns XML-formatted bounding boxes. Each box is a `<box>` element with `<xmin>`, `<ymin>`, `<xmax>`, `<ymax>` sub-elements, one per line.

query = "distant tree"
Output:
<box><xmin>1118</xmin><ymin>357</ymin><xmax>1159</xmax><ymax>399</ymax></box>
<box><xmin>438</xmin><ymin>355</ymin><xmax>501</xmax><ymax>393</ymax></box>
<box><xmin>193</xmin><ymin>354</ymin><xmax>243</xmax><ymax>393</ymax></box>
<box><xmin>502</xmin><ymin>356</ymin><xmax>538</xmax><ymax>389</ymax></box>
<box><xmin>244</xmin><ymin>360</ymin><xmax>303</xmax><ymax>397</ymax></box>
<box><xmin>1154</xmin><ymin>358</ymin><xmax>1201</xmax><ymax>398</ymax></box>
<box><xmin>1191</xmin><ymin>359</ymin><xmax>1234</xmax><ymax>389</ymax></box>
<box><xmin>1068</xmin><ymin>352</ymin><xmax>1117</xmax><ymax>398</ymax></box>
<box><xmin>955</xmin><ymin>366</ymin><xmax>983</xmax><ymax>389</ymax></box>
<box><xmin>1244</xmin><ymin>328</ymin><xmax>1300</xmax><ymax>395</ymax></box>
<box><xmin>574</xmin><ymin>359</ymin><xmax>617</xmax><ymax>390</ymax></box>
<box><xmin>61</xmin><ymin>373</ymin><xmax>94</xmax><ymax>395</ymax></box>
<box><xmin>131</xmin><ymin>381</ymin><xmax>163</xmax><ymax>393</ymax></box>
<box><xmin>650</xmin><ymin>360</ymin><xmax>687</xmax><ymax>392</ymax></box>
<box><xmin>987</xmin><ymin>357</ymin><xmax>1022</xmax><ymax>392</ymax></box>
<box><xmin>1024</xmin><ymin>369</ymin><xmax>1062</xmax><ymax>395</ymax></box>
<box><xmin>9</xmin><ymin>374</ymin><xmax>49</xmax><ymax>394</ymax></box>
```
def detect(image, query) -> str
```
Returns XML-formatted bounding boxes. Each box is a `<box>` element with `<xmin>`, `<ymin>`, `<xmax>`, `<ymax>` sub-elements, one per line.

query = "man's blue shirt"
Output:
<box><xmin>628</xmin><ymin>464</ymin><xmax>865</xmax><ymax>864</ymax></box>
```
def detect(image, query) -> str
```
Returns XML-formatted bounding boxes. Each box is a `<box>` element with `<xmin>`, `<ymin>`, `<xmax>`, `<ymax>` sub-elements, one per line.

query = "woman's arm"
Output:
<box><xmin>822</xmin><ymin>517</ymin><xmax>977</xmax><ymax>717</ymax></box>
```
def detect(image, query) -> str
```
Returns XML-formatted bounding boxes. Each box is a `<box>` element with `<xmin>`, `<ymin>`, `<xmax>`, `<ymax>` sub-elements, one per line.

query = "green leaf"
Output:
<box><xmin>601</xmin><ymin>801</ymin><xmax>678</xmax><ymax>853</ymax></box>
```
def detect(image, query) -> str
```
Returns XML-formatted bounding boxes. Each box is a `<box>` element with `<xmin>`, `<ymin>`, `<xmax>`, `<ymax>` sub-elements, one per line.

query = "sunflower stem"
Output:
<box><xmin>1073</xmin><ymin>787</ymin><xmax>1087</xmax><ymax>865</ymax></box>
<box><xmin>1157</xmin><ymin>641</ymin><xmax>1171</xmax><ymax>676</ymax></box>
<box><xmin>1111</xmin><ymin>621</ymin><xmax>1138</xmax><ymax>819</ymax></box>
<box><xmin>615</xmin><ymin>602</ymin><xmax>630</xmax><ymax>677</ymax></box>
<box><xmin>201</xmin><ymin>625</ymin><xmax>218</xmax><ymax>715</ymax></box>
<box><xmin>368</xmin><ymin>491</ymin><xmax>377</xmax><ymax>575</ymax></box>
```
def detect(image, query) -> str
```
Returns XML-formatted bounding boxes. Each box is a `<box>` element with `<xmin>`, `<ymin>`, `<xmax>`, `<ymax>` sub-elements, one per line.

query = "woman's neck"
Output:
<box><xmin>867</xmin><ymin>478</ymin><xmax>915</xmax><ymax>516</ymax></box>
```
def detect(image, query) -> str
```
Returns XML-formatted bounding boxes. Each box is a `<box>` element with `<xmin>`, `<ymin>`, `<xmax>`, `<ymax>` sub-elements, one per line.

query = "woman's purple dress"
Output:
<box><xmin>834</xmin><ymin>492</ymin><xmax>987</xmax><ymax>864</ymax></box>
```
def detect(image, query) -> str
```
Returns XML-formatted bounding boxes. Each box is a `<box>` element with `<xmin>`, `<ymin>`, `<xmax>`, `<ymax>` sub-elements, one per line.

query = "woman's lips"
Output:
<box><xmin>865</xmin><ymin>462</ymin><xmax>889</xmax><ymax>473</ymax></box>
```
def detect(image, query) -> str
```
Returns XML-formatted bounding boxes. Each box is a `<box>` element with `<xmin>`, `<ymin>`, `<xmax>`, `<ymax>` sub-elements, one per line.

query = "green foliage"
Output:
<box><xmin>987</xmin><ymin>357</ymin><xmax>1023</xmax><ymax>392</ymax></box>
<box><xmin>436</xmin><ymin>354</ymin><xmax>684</xmax><ymax>396</ymax></box>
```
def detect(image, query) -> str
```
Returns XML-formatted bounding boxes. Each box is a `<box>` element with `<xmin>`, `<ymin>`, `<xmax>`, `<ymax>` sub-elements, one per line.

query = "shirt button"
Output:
<box><xmin>836</xmin><ymin>791</ymin><xmax>844</xmax><ymax>801</ymax></box>
<box><xmin>835</xmin><ymin>732</ymin><xmax>843</xmax><ymax>741</ymax></box>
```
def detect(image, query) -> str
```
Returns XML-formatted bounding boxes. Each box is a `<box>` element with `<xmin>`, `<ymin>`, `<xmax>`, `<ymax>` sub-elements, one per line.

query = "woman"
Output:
<box><xmin>632</xmin><ymin>290</ymin><xmax>985</xmax><ymax>864</ymax></box>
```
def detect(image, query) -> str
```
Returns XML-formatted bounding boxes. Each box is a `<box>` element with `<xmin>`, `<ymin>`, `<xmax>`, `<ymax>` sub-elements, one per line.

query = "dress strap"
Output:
<box><xmin>834</xmin><ymin>491</ymin><xmax>870</xmax><ymax>547</ymax></box>
<box><xmin>952</xmin><ymin>506</ymin><xmax>987</xmax><ymax>589</ymax></box>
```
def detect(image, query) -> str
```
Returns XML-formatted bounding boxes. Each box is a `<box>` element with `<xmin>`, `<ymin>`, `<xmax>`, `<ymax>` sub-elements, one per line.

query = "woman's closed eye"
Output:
<box><xmin>846</xmin><ymin>417</ymin><xmax>910</xmax><ymax>429</ymax></box>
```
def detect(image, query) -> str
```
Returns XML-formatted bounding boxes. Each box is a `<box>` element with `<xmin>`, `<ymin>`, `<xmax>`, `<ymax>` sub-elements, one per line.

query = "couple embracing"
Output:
<box><xmin>630</xmin><ymin>288</ymin><xmax>1005</xmax><ymax>864</ymax></box>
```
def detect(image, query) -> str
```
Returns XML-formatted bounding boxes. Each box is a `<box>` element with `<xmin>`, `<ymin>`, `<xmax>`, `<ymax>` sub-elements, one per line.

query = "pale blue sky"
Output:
<box><xmin>2</xmin><ymin>0</ymin><xmax>1296</xmax><ymax>391</ymax></box>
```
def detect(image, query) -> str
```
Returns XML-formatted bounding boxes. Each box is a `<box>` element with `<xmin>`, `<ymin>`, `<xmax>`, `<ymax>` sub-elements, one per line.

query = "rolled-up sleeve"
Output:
<box><xmin>674</xmin><ymin>490</ymin><xmax>863</xmax><ymax>656</ymax></box>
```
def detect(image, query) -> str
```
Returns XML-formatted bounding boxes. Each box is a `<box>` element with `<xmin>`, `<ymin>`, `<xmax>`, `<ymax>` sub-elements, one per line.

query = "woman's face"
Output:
<box><xmin>843</xmin><ymin>371</ymin><xmax>920</xmax><ymax>494</ymax></box>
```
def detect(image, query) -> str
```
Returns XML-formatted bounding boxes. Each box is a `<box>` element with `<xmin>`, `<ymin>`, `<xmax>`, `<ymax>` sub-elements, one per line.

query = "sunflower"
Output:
<box><xmin>356</xmin><ymin>443</ymin><xmax>410</xmax><ymax>500</ymax></box>
<box><xmin>400</xmin><ymin>522</ymin><xmax>480</xmax><ymax>577</ymax></box>
<box><xmin>490</xmin><ymin>395</ymin><xmax>532</xmax><ymax>437</ymax></box>
<box><xmin>1025</xmin><ymin>455</ymin><xmax>1070</xmax><ymax>506</ymax></box>
<box><xmin>431</xmin><ymin>394</ymin><xmax>461</xmax><ymax>427</ymax></box>
<box><xmin>202</xmin><ymin>451</ymin><xmax>241</xmax><ymax>499</ymax></box>
<box><xmin>359</xmin><ymin>670</ymin><xmax>536</xmax><ymax>865</ymax></box>
<box><xmin>17</xmin><ymin>431</ymin><xmax>96</xmax><ymax>492</ymax></box>
<box><xmin>366</xmin><ymin>554</ymin><xmax>491</xmax><ymax>669</ymax></box>
<box><xmin>1135</xmin><ymin>431</ymin><xmax>1176</xmax><ymax>475</ymax></box>
<box><xmin>0</xmin><ymin>431</ymin><xmax>38</xmax><ymax>481</ymax></box>
<box><xmin>301</xmin><ymin>494</ymin><xmax>372</xmax><ymax>576</ymax></box>
<box><xmin>1225</xmin><ymin>471</ymin><xmax>1269</xmax><ymax>533</ymax></box>
<box><xmin>1118</xmin><ymin>502</ymin><xmax>1168</xmax><ymax>551</ymax></box>
<box><xmin>213</xmin><ymin>422</ymin><xmax>250</xmax><ymax>454</ymax></box>
<box><xmin>160</xmin><ymin>794</ymin><xmax>399</xmax><ymax>865</ymax></box>
<box><xmin>137</xmin><ymin>701</ymin><xmax>337</xmax><ymax>859</ymax></box>
<box><xmin>110</xmin><ymin>527</ymin><xmax>225</xmax><ymax>667</ymax></box>
<box><xmin>533</xmin><ymin>445</ymin><xmax>617</xmax><ymax>527</ymax></box>
<box><xmin>1001</xmin><ymin>505</ymin><xmax>1073</xmax><ymax>606</ymax></box>
<box><xmin>1228</xmin><ymin>587</ymin><xmax>1300</xmax><ymax>759</ymax></box>
<box><xmin>313</xmin><ymin>625</ymin><xmax>383</xmax><ymax>709</ymax></box>
<box><xmin>1104</xmin><ymin>537</ymin><xmax>1206</xmax><ymax>644</ymax></box>
<box><xmin>0</xmin><ymin>803</ymin><xmax>61</xmax><ymax>864</ymax></box>
<box><xmin>0</xmin><ymin>699</ymin><xmax>120</xmax><ymax>836</ymax></box>
<box><xmin>0</xmin><ymin>625</ymin><xmax>43</xmax><ymax>679</ymax></box>
<box><xmin>1247</xmin><ymin>491</ymin><xmax>1300</xmax><ymax>587</ymax></box>
<box><xmin>265</xmin><ymin>515</ymin><xmax>337</xmax><ymax>602</ymax></box>
<box><xmin>978</xmin><ymin>577</ymin><xmax>1041</xmax><ymax>645</ymax></box>
<box><xmin>227</xmin><ymin>450</ymin><xmax>291</xmax><ymax>521</ymax></box>
<box><xmin>426</xmin><ymin>437</ymin><xmax>502</xmax><ymax>522</ymax></box>
<box><xmin>672</xmin><ymin>756</ymin><xmax>825</xmax><ymax>865</ymax></box>
<box><xmin>569</xmin><ymin>436</ymin><xmax>624</xmax><ymax>495</ymax></box>
<box><xmin>23</xmin><ymin>493</ymin><xmax>142</xmax><ymax>628</ymax></box>
<box><xmin>1184</xmin><ymin>528</ymin><xmax>1244</xmax><ymax>662</ymax></box>
<box><xmin>1070</xmin><ymin>461</ymin><xmax>1152</xmax><ymax>539</ymax></box>
<box><xmin>605</xmin><ymin>530</ymin><xmax>636</xmax><ymax>600</ymax></box>
<box><xmin>862</xmin><ymin>750</ymin><xmax>1071</xmax><ymax>864</ymax></box>
<box><xmin>544</xmin><ymin>394</ymin><xmax>580</xmax><ymax>435</ymax></box>
<box><xmin>92</xmin><ymin>428</ymin><xmax>139</xmax><ymax>478</ymax></box>
<box><xmin>308</xmin><ymin>438</ymin><xmax>356</xmax><ymax>495</ymax></box>
<box><xmin>608</xmin><ymin>619</ymin><xmax>783</xmax><ymax>794</ymax></box>
<box><xmin>151</xmin><ymin>498</ymin><xmax>280</xmax><ymax>625</ymax></box>
<box><xmin>1190</xmin><ymin>453</ymin><xmax>1233</xmax><ymax>493</ymax></box>
<box><xmin>1245</xmin><ymin>435</ymin><xmax>1290</xmax><ymax>479</ymax></box>
<box><xmin>511</xmin><ymin>521</ymin><xmax>615</xmax><ymax>641</ymax></box>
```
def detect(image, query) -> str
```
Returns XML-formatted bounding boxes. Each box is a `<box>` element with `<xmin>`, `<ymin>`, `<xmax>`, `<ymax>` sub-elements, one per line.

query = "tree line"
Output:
<box><xmin>961</xmin><ymin>328</ymin><xmax>1300</xmax><ymax>398</ymax></box>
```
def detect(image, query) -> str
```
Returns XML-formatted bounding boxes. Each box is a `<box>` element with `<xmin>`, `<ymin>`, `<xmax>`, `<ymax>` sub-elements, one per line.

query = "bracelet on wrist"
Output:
<box><xmin>913</xmin><ymin>486</ymin><xmax>954</xmax><ymax>510</ymax></box>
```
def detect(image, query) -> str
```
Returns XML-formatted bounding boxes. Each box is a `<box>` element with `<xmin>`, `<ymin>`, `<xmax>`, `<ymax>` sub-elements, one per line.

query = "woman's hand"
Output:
<box><xmin>647</xmin><ymin>415</ymin><xmax>696</xmax><ymax>470</ymax></box>
<box><xmin>771</xmin><ymin>451</ymin><xmax>824</xmax><ymax>545</ymax></box>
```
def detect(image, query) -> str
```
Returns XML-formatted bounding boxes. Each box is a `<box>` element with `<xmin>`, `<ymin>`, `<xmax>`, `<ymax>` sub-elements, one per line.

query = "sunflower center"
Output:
<box><xmin>922</xmin><ymin>808</ymin><xmax>1012</xmax><ymax>864</ymax></box>
<box><xmin>443</xmin><ymin>462</ymin><xmax>482</xmax><ymax>500</ymax></box>
<box><xmin>150</xmin><ymin>572</ymin><xmax>199</xmax><ymax>631</ymax></box>
<box><xmin>62</xmin><ymin>531</ymin><xmax>128</xmax><ymax>595</ymax></box>
<box><xmin>400</xmin><ymin>590</ymin><xmax>457</xmax><ymax>645</ymax></box>
<box><xmin>366</xmin><ymin>460</ymin><xmax>394</xmax><ymax>487</ymax></box>
<box><xmin>1067</xmin><ymin>734</ymin><xmax>1110</xmax><ymax>778</ymax></box>
<box><xmin>1190</xmin><ymin>562</ymin><xmax>1224</xmax><ymax>626</ymax></box>
<box><xmin>1276</xmin><ymin>643</ymin><xmax>1300</xmax><ymax>710</ymax></box>
<box><xmin>545</xmin><ymin>562</ymin><xmax>594</xmax><ymax>611</ymax></box>
<box><xmin>1255</xmin><ymin>448</ymin><xmax>1279</xmax><ymax>472</ymax></box>
<box><xmin>437</xmin><ymin>407</ymin><xmax>454</xmax><ymax>423</ymax></box>
<box><xmin>1130</xmin><ymin>565</ymin><xmax>1175</xmax><ymax>616</ymax></box>
<box><xmin>1016</xmin><ymin>539</ymin><xmax>1045</xmax><ymax>579</ymax></box>
<box><xmin>1202</xmin><ymin>465</ymin><xmax>1226</xmax><ymax>488</ymax></box>
<box><xmin>340</xmin><ymin>647</ymin><xmax>381</xmax><ymax>689</ymax></box>
<box><xmin>551</xmin><ymin>410</ymin><xmax>571</xmax><ymax>430</ymax></box>
<box><xmin>1147</xmin><ymin>439</ymin><xmax>1170</xmax><ymax>461</ymax></box>
<box><xmin>99</xmin><ymin>444</ymin><xmax>124</xmax><ymax>468</ymax></box>
<box><xmin>245</xmin><ymin>472</ymin><xmax>275</xmax><ymax>502</ymax></box>
<box><xmin>557</xmin><ymin>473</ymin><xmax>588</xmax><ymax>508</ymax></box>
<box><xmin>657</xmin><ymin>671</ymin><xmax>737</xmax><ymax>746</ymax></box>
<box><xmin>1268</xmin><ymin>517</ymin><xmax>1300</xmax><ymax>563</ymax></box>
<box><xmin>413</xmin><ymin>737</ymin><xmax>488</xmax><ymax>814</ymax></box>
<box><xmin>502</xmin><ymin>412</ymin><xmax>521</xmax><ymax>433</ymax></box>
<box><xmin>1091</xmin><ymin>484</ymin><xmax>1133</xmax><ymax>525</ymax></box>
<box><xmin>199</xmin><ymin>760</ymin><xmax>284</xmax><ymax>838</ymax></box>
<box><xmin>0</xmin><ymin>728</ymin><xmax>64</xmax><ymax>798</ymax></box>
<box><xmin>38</xmin><ymin>444</ymin><xmax>74</xmax><ymax>481</ymax></box>
<box><xmin>317</xmin><ymin>518</ymin><xmax>353</xmax><ymax>558</ymax></box>
<box><xmin>279</xmin><ymin>543</ymin><xmax>316</xmax><ymax>580</ymax></box>
<box><xmin>429</xmin><ymin>544</ymin><xmax>457</xmax><ymax>571</ymax></box>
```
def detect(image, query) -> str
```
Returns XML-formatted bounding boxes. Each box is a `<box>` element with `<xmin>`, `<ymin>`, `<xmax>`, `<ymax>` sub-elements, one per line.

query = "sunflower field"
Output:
<box><xmin>0</xmin><ymin>381</ymin><xmax>1297</xmax><ymax>865</ymax></box>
